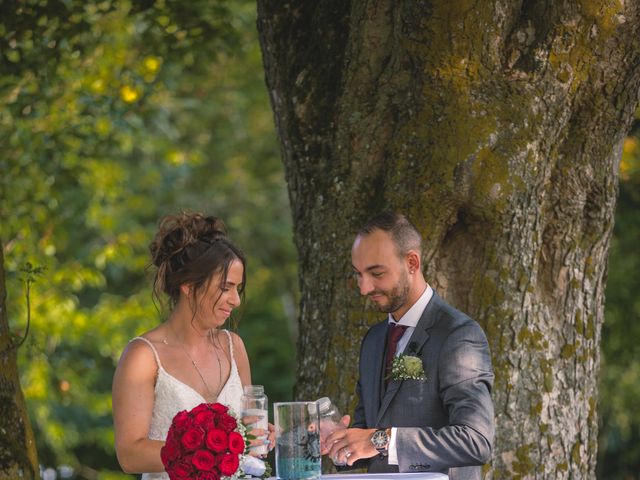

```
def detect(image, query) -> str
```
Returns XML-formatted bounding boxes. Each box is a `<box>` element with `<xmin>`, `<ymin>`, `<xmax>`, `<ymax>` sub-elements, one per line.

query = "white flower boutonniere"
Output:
<box><xmin>390</xmin><ymin>354</ymin><xmax>426</xmax><ymax>381</ymax></box>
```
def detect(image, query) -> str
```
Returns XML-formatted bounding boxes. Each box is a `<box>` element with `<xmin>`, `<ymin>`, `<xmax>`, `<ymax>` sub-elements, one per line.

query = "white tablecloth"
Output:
<box><xmin>267</xmin><ymin>471</ymin><xmax>448</xmax><ymax>480</ymax></box>
<box><xmin>321</xmin><ymin>474</ymin><xmax>448</xmax><ymax>480</ymax></box>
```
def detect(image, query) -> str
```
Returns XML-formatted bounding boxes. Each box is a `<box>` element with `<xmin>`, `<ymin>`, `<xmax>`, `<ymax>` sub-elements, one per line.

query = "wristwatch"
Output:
<box><xmin>370</xmin><ymin>428</ymin><xmax>391</xmax><ymax>456</ymax></box>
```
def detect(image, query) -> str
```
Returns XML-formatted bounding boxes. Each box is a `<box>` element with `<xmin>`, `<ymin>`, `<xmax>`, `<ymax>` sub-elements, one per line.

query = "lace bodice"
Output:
<box><xmin>132</xmin><ymin>330</ymin><xmax>244</xmax><ymax>480</ymax></box>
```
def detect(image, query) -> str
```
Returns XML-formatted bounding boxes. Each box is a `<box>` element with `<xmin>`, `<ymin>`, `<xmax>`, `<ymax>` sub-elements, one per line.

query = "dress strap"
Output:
<box><xmin>130</xmin><ymin>336</ymin><xmax>162</xmax><ymax>369</ymax></box>
<box><xmin>222</xmin><ymin>329</ymin><xmax>234</xmax><ymax>358</ymax></box>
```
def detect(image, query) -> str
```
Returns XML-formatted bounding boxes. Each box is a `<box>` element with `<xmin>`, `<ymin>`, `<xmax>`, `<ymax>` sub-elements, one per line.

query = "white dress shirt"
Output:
<box><xmin>387</xmin><ymin>284</ymin><xmax>433</xmax><ymax>465</ymax></box>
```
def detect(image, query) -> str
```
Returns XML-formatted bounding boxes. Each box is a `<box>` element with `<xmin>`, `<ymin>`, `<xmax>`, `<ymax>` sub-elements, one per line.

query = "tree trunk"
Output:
<box><xmin>0</xmin><ymin>241</ymin><xmax>38</xmax><ymax>479</ymax></box>
<box><xmin>257</xmin><ymin>1</ymin><xmax>640</xmax><ymax>478</ymax></box>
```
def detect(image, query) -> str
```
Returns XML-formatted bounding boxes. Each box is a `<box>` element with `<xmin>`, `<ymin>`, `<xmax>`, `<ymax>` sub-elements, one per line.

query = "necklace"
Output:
<box><xmin>163</xmin><ymin>327</ymin><xmax>223</xmax><ymax>401</ymax></box>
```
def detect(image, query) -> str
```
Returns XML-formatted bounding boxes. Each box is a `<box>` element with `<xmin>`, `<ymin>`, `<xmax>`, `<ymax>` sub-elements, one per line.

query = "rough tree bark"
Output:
<box><xmin>0</xmin><ymin>242</ymin><xmax>38</xmax><ymax>479</ymax></box>
<box><xmin>257</xmin><ymin>1</ymin><xmax>640</xmax><ymax>478</ymax></box>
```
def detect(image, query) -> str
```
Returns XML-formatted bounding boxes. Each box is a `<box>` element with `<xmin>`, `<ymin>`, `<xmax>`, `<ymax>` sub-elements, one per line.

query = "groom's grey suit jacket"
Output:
<box><xmin>352</xmin><ymin>292</ymin><xmax>494</xmax><ymax>480</ymax></box>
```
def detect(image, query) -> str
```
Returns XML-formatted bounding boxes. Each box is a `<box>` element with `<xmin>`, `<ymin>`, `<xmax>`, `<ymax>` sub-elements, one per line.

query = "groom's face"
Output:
<box><xmin>352</xmin><ymin>229</ymin><xmax>410</xmax><ymax>317</ymax></box>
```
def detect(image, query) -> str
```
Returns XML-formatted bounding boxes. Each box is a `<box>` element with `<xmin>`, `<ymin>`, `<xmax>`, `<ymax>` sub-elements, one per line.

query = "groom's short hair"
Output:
<box><xmin>358</xmin><ymin>211</ymin><xmax>422</xmax><ymax>257</ymax></box>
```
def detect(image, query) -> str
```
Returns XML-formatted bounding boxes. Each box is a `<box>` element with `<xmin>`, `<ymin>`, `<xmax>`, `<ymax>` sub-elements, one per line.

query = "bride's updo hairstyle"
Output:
<box><xmin>149</xmin><ymin>212</ymin><xmax>246</xmax><ymax>312</ymax></box>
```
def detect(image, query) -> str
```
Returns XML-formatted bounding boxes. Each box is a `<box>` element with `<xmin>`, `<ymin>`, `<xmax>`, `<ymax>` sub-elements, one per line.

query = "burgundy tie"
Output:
<box><xmin>385</xmin><ymin>323</ymin><xmax>409</xmax><ymax>380</ymax></box>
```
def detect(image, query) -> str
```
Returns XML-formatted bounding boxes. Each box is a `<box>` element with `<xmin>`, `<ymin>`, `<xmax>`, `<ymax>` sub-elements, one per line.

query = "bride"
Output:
<box><xmin>112</xmin><ymin>212</ymin><xmax>272</xmax><ymax>478</ymax></box>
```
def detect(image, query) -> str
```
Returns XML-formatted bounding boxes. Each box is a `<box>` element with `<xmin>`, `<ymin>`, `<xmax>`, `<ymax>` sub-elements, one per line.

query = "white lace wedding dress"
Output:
<box><xmin>131</xmin><ymin>330</ymin><xmax>244</xmax><ymax>480</ymax></box>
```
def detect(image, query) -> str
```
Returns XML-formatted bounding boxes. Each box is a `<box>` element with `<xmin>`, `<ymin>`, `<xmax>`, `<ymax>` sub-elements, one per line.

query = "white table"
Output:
<box><xmin>321</xmin><ymin>474</ymin><xmax>448</xmax><ymax>480</ymax></box>
<box><xmin>266</xmin><ymin>472</ymin><xmax>448</xmax><ymax>480</ymax></box>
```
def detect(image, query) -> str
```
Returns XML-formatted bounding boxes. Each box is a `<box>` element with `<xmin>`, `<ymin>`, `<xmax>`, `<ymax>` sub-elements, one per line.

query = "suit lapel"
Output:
<box><xmin>374</xmin><ymin>292</ymin><xmax>441</xmax><ymax>425</ymax></box>
<box><xmin>404</xmin><ymin>316</ymin><xmax>432</xmax><ymax>357</ymax></box>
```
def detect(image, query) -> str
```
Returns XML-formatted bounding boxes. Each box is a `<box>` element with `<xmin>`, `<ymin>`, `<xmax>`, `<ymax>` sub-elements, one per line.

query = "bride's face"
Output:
<box><xmin>192</xmin><ymin>259</ymin><xmax>244</xmax><ymax>328</ymax></box>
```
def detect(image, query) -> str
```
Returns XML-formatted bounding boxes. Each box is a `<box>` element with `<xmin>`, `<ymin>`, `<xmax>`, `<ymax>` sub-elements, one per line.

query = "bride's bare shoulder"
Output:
<box><xmin>225</xmin><ymin>329</ymin><xmax>244</xmax><ymax>345</ymax></box>
<box><xmin>117</xmin><ymin>330</ymin><xmax>165</xmax><ymax>373</ymax></box>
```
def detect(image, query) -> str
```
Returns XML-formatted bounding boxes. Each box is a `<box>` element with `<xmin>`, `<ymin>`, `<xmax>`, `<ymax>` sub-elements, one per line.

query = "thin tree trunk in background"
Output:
<box><xmin>258</xmin><ymin>1</ymin><xmax>640</xmax><ymax>477</ymax></box>
<box><xmin>0</xmin><ymin>241</ymin><xmax>38</xmax><ymax>479</ymax></box>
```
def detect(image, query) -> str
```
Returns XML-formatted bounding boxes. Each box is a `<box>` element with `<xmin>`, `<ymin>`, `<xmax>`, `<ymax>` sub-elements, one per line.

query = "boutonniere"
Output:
<box><xmin>390</xmin><ymin>354</ymin><xmax>426</xmax><ymax>381</ymax></box>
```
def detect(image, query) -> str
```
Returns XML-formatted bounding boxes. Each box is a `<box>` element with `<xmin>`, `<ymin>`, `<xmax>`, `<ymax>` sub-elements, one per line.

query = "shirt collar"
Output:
<box><xmin>388</xmin><ymin>284</ymin><xmax>433</xmax><ymax>328</ymax></box>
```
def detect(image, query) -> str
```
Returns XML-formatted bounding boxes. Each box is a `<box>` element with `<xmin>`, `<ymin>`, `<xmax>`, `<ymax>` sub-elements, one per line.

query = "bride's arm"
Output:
<box><xmin>231</xmin><ymin>331</ymin><xmax>252</xmax><ymax>386</ymax></box>
<box><xmin>112</xmin><ymin>340</ymin><xmax>165</xmax><ymax>474</ymax></box>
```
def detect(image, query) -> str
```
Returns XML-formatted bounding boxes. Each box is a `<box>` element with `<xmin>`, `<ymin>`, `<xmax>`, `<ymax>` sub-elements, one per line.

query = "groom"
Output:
<box><xmin>325</xmin><ymin>211</ymin><xmax>494</xmax><ymax>480</ymax></box>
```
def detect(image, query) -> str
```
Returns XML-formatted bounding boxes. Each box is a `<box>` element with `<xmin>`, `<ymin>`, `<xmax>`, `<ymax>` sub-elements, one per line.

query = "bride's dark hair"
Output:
<box><xmin>149</xmin><ymin>212</ymin><xmax>246</xmax><ymax>312</ymax></box>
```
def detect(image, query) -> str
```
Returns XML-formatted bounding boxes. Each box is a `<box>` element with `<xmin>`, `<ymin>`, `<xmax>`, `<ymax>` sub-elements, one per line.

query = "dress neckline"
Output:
<box><xmin>157</xmin><ymin>364</ymin><xmax>234</xmax><ymax>404</ymax></box>
<box><xmin>132</xmin><ymin>330</ymin><xmax>238</xmax><ymax>405</ymax></box>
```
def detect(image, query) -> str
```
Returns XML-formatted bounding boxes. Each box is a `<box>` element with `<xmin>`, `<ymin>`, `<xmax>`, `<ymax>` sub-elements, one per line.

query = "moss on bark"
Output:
<box><xmin>258</xmin><ymin>1</ymin><xmax>640</xmax><ymax>477</ymax></box>
<box><xmin>0</xmin><ymin>242</ymin><xmax>38</xmax><ymax>479</ymax></box>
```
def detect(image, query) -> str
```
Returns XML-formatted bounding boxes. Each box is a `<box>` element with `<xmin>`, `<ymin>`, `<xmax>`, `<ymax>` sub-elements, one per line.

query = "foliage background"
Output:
<box><xmin>0</xmin><ymin>1</ymin><xmax>637</xmax><ymax>479</ymax></box>
<box><xmin>2</xmin><ymin>1</ymin><xmax>296</xmax><ymax>478</ymax></box>
<box><xmin>597</xmin><ymin>120</ymin><xmax>640</xmax><ymax>479</ymax></box>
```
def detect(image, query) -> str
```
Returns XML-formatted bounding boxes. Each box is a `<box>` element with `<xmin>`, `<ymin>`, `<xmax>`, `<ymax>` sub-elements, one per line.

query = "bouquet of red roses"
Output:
<box><xmin>161</xmin><ymin>403</ymin><xmax>247</xmax><ymax>480</ymax></box>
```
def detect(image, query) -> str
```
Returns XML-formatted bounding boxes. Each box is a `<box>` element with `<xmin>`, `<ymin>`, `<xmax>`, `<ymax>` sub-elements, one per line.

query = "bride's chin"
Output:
<box><xmin>203</xmin><ymin>318</ymin><xmax>227</xmax><ymax>331</ymax></box>
<box><xmin>193</xmin><ymin>312</ymin><xmax>224</xmax><ymax>328</ymax></box>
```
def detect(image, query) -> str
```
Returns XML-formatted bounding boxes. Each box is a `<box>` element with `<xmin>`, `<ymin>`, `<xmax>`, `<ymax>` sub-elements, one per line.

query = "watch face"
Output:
<box><xmin>371</xmin><ymin>429</ymin><xmax>389</xmax><ymax>449</ymax></box>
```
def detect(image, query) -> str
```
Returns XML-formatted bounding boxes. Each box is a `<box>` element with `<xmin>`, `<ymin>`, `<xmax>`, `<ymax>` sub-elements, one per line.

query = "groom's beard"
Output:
<box><xmin>368</xmin><ymin>271</ymin><xmax>410</xmax><ymax>314</ymax></box>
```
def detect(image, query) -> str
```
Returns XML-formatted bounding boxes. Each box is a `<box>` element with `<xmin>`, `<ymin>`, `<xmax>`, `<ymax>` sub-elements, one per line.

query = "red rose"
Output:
<box><xmin>228</xmin><ymin>432</ymin><xmax>245</xmax><ymax>454</ymax></box>
<box><xmin>219</xmin><ymin>453</ymin><xmax>240</xmax><ymax>476</ymax></box>
<box><xmin>217</xmin><ymin>413</ymin><xmax>238</xmax><ymax>433</ymax></box>
<box><xmin>192</xmin><ymin>449</ymin><xmax>216</xmax><ymax>471</ymax></box>
<box><xmin>163</xmin><ymin>402</ymin><xmax>247</xmax><ymax>480</ymax></box>
<box><xmin>171</xmin><ymin>455</ymin><xmax>195</xmax><ymax>478</ymax></box>
<box><xmin>205</xmin><ymin>428</ymin><xmax>228</xmax><ymax>452</ymax></box>
<box><xmin>211</xmin><ymin>403</ymin><xmax>228</xmax><ymax>414</ymax></box>
<box><xmin>170</xmin><ymin>431</ymin><xmax>183</xmax><ymax>448</ymax></box>
<box><xmin>194</xmin><ymin>409</ymin><xmax>216</xmax><ymax>429</ymax></box>
<box><xmin>182</xmin><ymin>427</ymin><xmax>205</xmax><ymax>451</ymax></box>
<box><xmin>160</xmin><ymin>438</ymin><xmax>181</xmax><ymax>465</ymax></box>
<box><xmin>197</xmin><ymin>472</ymin><xmax>220</xmax><ymax>480</ymax></box>
<box><xmin>191</xmin><ymin>403</ymin><xmax>211</xmax><ymax>416</ymax></box>
<box><xmin>173</xmin><ymin>410</ymin><xmax>191</xmax><ymax>430</ymax></box>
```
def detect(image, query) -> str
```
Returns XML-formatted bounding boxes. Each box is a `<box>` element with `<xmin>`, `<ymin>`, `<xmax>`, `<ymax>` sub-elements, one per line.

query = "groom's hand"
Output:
<box><xmin>339</xmin><ymin>415</ymin><xmax>350</xmax><ymax>428</ymax></box>
<box><xmin>326</xmin><ymin>427</ymin><xmax>378</xmax><ymax>466</ymax></box>
<box><xmin>319</xmin><ymin>415</ymin><xmax>350</xmax><ymax>455</ymax></box>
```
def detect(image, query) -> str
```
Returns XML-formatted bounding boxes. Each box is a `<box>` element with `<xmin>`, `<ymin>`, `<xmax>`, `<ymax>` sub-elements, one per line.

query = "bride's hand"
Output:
<box><xmin>267</xmin><ymin>422</ymin><xmax>275</xmax><ymax>451</ymax></box>
<box><xmin>242</xmin><ymin>414</ymin><xmax>272</xmax><ymax>457</ymax></box>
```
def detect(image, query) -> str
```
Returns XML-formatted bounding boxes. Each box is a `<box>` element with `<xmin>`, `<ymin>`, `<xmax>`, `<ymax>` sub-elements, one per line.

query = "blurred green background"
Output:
<box><xmin>1</xmin><ymin>1</ymin><xmax>638</xmax><ymax>479</ymax></box>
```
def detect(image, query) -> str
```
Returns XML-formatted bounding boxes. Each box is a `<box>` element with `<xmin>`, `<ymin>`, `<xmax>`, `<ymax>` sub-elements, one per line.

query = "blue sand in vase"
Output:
<box><xmin>276</xmin><ymin>427</ymin><xmax>321</xmax><ymax>480</ymax></box>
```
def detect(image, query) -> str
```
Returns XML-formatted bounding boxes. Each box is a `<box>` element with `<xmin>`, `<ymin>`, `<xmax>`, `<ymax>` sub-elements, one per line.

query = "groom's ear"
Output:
<box><xmin>406</xmin><ymin>250</ymin><xmax>421</xmax><ymax>274</ymax></box>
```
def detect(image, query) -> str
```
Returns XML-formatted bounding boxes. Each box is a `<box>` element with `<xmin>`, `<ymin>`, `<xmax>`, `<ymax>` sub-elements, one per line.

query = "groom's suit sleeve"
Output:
<box><xmin>340</xmin><ymin>330</ymin><xmax>374</xmax><ymax>471</ymax></box>
<box><xmin>352</xmin><ymin>378</ymin><xmax>367</xmax><ymax>428</ymax></box>
<box><xmin>351</xmin><ymin>325</ymin><xmax>376</xmax><ymax>430</ymax></box>
<box><xmin>395</xmin><ymin>321</ymin><xmax>494</xmax><ymax>472</ymax></box>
